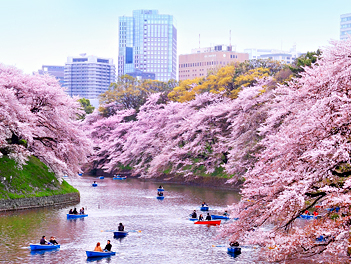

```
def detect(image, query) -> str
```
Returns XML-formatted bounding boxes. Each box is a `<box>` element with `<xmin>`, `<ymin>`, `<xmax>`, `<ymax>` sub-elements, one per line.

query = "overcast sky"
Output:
<box><xmin>0</xmin><ymin>0</ymin><xmax>350</xmax><ymax>74</ymax></box>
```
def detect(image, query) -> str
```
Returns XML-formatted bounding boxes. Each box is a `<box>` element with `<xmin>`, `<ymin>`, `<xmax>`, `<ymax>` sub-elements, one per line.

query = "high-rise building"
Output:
<box><xmin>341</xmin><ymin>13</ymin><xmax>351</xmax><ymax>40</ymax></box>
<box><xmin>179</xmin><ymin>45</ymin><xmax>249</xmax><ymax>81</ymax></box>
<box><xmin>37</xmin><ymin>65</ymin><xmax>65</xmax><ymax>87</ymax></box>
<box><xmin>64</xmin><ymin>54</ymin><xmax>116</xmax><ymax>100</ymax></box>
<box><xmin>118</xmin><ymin>10</ymin><xmax>177</xmax><ymax>82</ymax></box>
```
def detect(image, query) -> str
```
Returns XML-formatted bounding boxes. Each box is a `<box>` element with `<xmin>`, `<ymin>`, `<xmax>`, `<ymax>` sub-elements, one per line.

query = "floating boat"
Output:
<box><xmin>113</xmin><ymin>231</ymin><xmax>128</xmax><ymax>238</ymax></box>
<box><xmin>189</xmin><ymin>218</ymin><xmax>198</xmax><ymax>221</ymax></box>
<box><xmin>113</xmin><ymin>176</ymin><xmax>126</xmax><ymax>180</ymax></box>
<box><xmin>67</xmin><ymin>214</ymin><xmax>88</xmax><ymax>219</ymax></box>
<box><xmin>200</xmin><ymin>206</ymin><xmax>209</xmax><ymax>211</ymax></box>
<box><xmin>211</xmin><ymin>214</ymin><xmax>230</xmax><ymax>220</ymax></box>
<box><xmin>92</xmin><ymin>183</ymin><xmax>98</xmax><ymax>187</ymax></box>
<box><xmin>30</xmin><ymin>244</ymin><xmax>61</xmax><ymax>251</ymax></box>
<box><xmin>156</xmin><ymin>196</ymin><xmax>164</xmax><ymax>200</ymax></box>
<box><xmin>99</xmin><ymin>176</ymin><xmax>104</xmax><ymax>179</ymax></box>
<box><xmin>298</xmin><ymin>214</ymin><xmax>318</xmax><ymax>219</ymax></box>
<box><xmin>157</xmin><ymin>188</ymin><xmax>164</xmax><ymax>192</ymax></box>
<box><xmin>194</xmin><ymin>220</ymin><xmax>221</xmax><ymax>226</ymax></box>
<box><xmin>86</xmin><ymin>251</ymin><xmax>116</xmax><ymax>258</ymax></box>
<box><xmin>78</xmin><ymin>173</ymin><xmax>83</xmax><ymax>176</ymax></box>
<box><xmin>227</xmin><ymin>247</ymin><xmax>241</xmax><ymax>254</ymax></box>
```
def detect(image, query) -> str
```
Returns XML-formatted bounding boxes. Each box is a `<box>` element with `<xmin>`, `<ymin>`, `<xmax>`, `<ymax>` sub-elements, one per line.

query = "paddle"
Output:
<box><xmin>100</xmin><ymin>229</ymin><xmax>141</xmax><ymax>233</ymax></box>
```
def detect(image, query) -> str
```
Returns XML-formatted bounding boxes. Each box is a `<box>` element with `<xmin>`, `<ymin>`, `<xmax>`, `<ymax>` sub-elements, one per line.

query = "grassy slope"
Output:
<box><xmin>0</xmin><ymin>155</ymin><xmax>78</xmax><ymax>199</ymax></box>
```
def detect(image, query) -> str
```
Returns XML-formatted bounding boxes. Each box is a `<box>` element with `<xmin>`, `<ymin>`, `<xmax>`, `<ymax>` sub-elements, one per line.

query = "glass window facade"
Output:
<box><xmin>341</xmin><ymin>13</ymin><xmax>351</xmax><ymax>40</ymax></box>
<box><xmin>118</xmin><ymin>10</ymin><xmax>177</xmax><ymax>82</ymax></box>
<box><xmin>64</xmin><ymin>55</ymin><xmax>116</xmax><ymax>99</ymax></box>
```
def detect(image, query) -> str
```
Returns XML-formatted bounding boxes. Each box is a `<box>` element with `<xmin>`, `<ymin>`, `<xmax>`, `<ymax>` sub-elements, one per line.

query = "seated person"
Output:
<box><xmin>40</xmin><ymin>236</ymin><xmax>47</xmax><ymax>245</ymax></box>
<box><xmin>304</xmin><ymin>210</ymin><xmax>310</xmax><ymax>215</ymax></box>
<box><xmin>229</xmin><ymin>241</ymin><xmax>239</xmax><ymax>247</ymax></box>
<box><xmin>205</xmin><ymin>213</ymin><xmax>212</xmax><ymax>221</ymax></box>
<box><xmin>69</xmin><ymin>209</ymin><xmax>73</xmax><ymax>214</ymax></box>
<box><xmin>198</xmin><ymin>214</ymin><xmax>204</xmax><ymax>221</ymax></box>
<box><xmin>104</xmin><ymin>240</ymin><xmax>112</xmax><ymax>251</ymax></box>
<box><xmin>223</xmin><ymin>210</ymin><xmax>229</xmax><ymax>216</ymax></box>
<box><xmin>159</xmin><ymin>185</ymin><xmax>163</xmax><ymax>189</ymax></box>
<box><xmin>94</xmin><ymin>242</ymin><xmax>103</xmax><ymax>252</ymax></box>
<box><xmin>49</xmin><ymin>236</ymin><xmax>58</xmax><ymax>245</ymax></box>
<box><xmin>157</xmin><ymin>191</ymin><xmax>163</xmax><ymax>197</ymax></box>
<box><xmin>191</xmin><ymin>210</ymin><xmax>197</xmax><ymax>219</ymax></box>
<box><xmin>72</xmin><ymin>208</ymin><xmax>78</xmax><ymax>214</ymax></box>
<box><xmin>202</xmin><ymin>202</ymin><xmax>207</xmax><ymax>207</ymax></box>
<box><xmin>118</xmin><ymin>223</ymin><xmax>124</xmax><ymax>231</ymax></box>
<box><xmin>79</xmin><ymin>207</ymin><xmax>85</xmax><ymax>214</ymax></box>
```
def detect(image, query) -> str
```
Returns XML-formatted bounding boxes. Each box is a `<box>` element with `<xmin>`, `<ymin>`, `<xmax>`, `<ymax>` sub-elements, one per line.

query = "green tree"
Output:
<box><xmin>78</xmin><ymin>98</ymin><xmax>95</xmax><ymax>119</ymax></box>
<box><xmin>289</xmin><ymin>49</ymin><xmax>322</xmax><ymax>76</ymax></box>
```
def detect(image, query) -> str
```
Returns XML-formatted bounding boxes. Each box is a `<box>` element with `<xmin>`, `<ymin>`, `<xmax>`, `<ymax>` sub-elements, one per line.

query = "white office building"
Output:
<box><xmin>341</xmin><ymin>13</ymin><xmax>351</xmax><ymax>40</ymax></box>
<box><xmin>244</xmin><ymin>45</ymin><xmax>302</xmax><ymax>64</ymax></box>
<box><xmin>64</xmin><ymin>54</ymin><xmax>116</xmax><ymax>100</ymax></box>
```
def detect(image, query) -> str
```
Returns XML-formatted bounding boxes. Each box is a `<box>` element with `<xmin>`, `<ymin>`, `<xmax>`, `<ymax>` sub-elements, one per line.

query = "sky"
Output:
<box><xmin>0</xmin><ymin>0</ymin><xmax>350</xmax><ymax>74</ymax></box>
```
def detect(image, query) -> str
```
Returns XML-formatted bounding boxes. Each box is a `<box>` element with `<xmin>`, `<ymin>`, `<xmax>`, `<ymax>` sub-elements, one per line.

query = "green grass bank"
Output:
<box><xmin>0</xmin><ymin>155</ymin><xmax>78</xmax><ymax>199</ymax></box>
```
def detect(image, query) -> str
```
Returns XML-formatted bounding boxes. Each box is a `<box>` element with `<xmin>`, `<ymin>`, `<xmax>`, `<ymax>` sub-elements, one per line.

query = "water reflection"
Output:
<box><xmin>0</xmin><ymin>177</ymin><xmax>257</xmax><ymax>264</ymax></box>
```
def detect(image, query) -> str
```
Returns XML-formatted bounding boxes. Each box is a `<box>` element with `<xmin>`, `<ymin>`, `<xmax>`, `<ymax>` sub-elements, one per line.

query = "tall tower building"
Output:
<box><xmin>64</xmin><ymin>54</ymin><xmax>116</xmax><ymax>100</ymax></box>
<box><xmin>118</xmin><ymin>10</ymin><xmax>177</xmax><ymax>82</ymax></box>
<box><xmin>341</xmin><ymin>13</ymin><xmax>351</xmax><ymax>40</ymax></box>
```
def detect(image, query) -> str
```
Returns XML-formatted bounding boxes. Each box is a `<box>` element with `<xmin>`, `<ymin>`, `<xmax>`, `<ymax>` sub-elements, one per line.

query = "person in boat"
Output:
<box><xmin>229</xmin><ymin>241</ymin><xmax>239</xmax><ymax>248</ymax></box>
<box><xmin>104</xmin><ymin>240</ymin><xmax>112</xmax><ymax>251</ymax></box>
<box><xmin>202</xmin><ymin>202</ymin><xmax>207</xmax><ymax>207</ymax></box>
<box><xmin>94</xmin><ymin>242</ymin><xmax>103</xmax><ymax>252</ymax></box>
<box><xmin>72</xmin><ymin>208</ymin><xmax>78</xmax><ymax>214</ymax></box>
<box><xmin>118</xmin><ymin>223</ymin><xmax>124</xmax><ymax>231</ymax></box>
<box><xmin>159</xmin><ymin>185</ymin><xmax>163</xmax><ymax>189</ymax></box>
<box><xmin>69</xmin><ymin>209</ymin><xmax>73</xmax><ymax>214</ymax></box>
<box><xmin>313</xmin><ymin>211</ymin><xmax>318</xmax><ymax>216</ymax></box>
<box><xmin>191</xmin><ymin>210</ymin><xmax>197</xmax><ymax>219</ymax></box>
<box><xmin>304</xmin><ymin>210</ymin><xmax>310</xmax><ymax>215</ymax></box>
<box><xmin>223</xmin><ymin>210</ymin><xmax>229</xmax><ymax>216</ymax></box>
<box><xmin>40</xmin><ymin>236</ymin><xmax>48</xmax><ymax>245</ymax></box>
<box><xmin>205</xmin><ymin>213</ymin><xmax>212</xmax><ymax>221</ymax></box>
<box><xmin>93</xmin><ymin>181</ymin><xmax>97</xmax><ymax>184</ymax></box>
<box><xmin>79</xmin><ymin>207</ymin><xmax>85</xmax><ymax>214</ymax></box>
<box><xmin>157</xmin><ymin>191</ymin><xmax>163</xmax><ymax>197</ymax></box>
<box><xmin>49</xmin><ymin>236</ymin><xmax>58</xmax><ymax>245</ymax></box>
<box><xmin>198</xmin><ymin>214</ymin><xmax>204</xmax><ymax>221</ymax></box>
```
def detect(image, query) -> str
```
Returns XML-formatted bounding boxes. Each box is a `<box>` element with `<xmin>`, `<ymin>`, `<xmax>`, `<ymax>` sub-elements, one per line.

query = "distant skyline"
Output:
<box><xmin>0</xmin><ymin>0</ymin><xmax>350</xmax><ymax>74</ymax></box>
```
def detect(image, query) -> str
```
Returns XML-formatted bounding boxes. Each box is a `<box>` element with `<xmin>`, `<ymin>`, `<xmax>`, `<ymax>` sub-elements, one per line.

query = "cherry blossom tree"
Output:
<box><xmin>224</xmin><ymin>39</ymin><xmax>351</xmax><ymax>262</ymax></box>
<box><xmin>0</xmin><ymin>65</ymin><xmax>91</xmax><ymax>177</ymax></box>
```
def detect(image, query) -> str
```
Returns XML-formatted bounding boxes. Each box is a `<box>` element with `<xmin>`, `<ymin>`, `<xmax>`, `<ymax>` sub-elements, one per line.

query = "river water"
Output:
<box><xmin>0</xmin><ymin>176</ymin><xmax>262</xmax><ymax>264</ymax></box>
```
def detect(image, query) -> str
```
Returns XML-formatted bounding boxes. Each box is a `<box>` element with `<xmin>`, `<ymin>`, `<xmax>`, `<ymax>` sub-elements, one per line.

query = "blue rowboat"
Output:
<box><xmin>298</xmin><ymin>214</ymin><xmax>318</xmax><ymax>219</ymax></box>
<box><xmin>211</xmin><ymin>214</ymin><xmax>230</xmax><ymax>220</ymax></box>
<box><xmin>30</xmin><ymin>244</ymin><xmax>60</xmax><ymax>250</ymax></box>
<box><xmin>157</xmin><ymin>188</ymin><xmax>164</xmax><ymax>192</ymax></box>
<box><xmin>67</xmin><ymin>214</ymin><xmax>88</xmax><ymax>219</ymax></box>
<box><xmin>113</xmin><ymin>231</ymin><xmax>128</xmax><ymax>238</ymax></box>
<box><xmin>113</xmin><ymin>177</ymin><xmax>126</xmax><ymax>180</ymax></box>
<box><xmin>92</xmin><ymin>183</ymin><xmax>97</xmax><ymax>187</ymax></box>
<box><xmin>227</xmin><ymin>247</ymin><xmax>241</xmax><ymax>254</ymax></box>
<box><xmin>99</xmin><ymin>176</ymin><xmax>104</xmax><ymax>179</ymax></box>
<box><xmin>157</xmin><ymin>196</ymin><xmax>164</xmax><ymax>200</ymax></box>
<box><xmin>189</xmin><ymin>218</ymin><xmax>198</xmax><ymax>221</ymax></box>
<box><xmin>78</xmin><ymin>173</ymin><xmax>83</xmax><ymax>176</ymax></box>
<box><xmin>200</xmin><ymin>206</ymin><xmax>209</xmax><ymax>211</ymax></box>
<box><xmin>86</xmin><ymin>251</ymin><xmax>116</xmax><ymax>258</ymax></box>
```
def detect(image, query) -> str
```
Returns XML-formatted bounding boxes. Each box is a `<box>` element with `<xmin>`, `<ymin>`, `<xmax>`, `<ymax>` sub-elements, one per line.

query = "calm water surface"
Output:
<box><xmin>0</xmin><ymin>176</ymin><xmax>262</xmax><ymax>264</ymax></box>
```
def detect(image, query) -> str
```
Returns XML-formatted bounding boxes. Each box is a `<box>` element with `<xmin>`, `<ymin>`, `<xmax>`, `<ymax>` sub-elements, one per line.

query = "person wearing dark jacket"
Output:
<box><xmin>104</xmin><ymin>240</ymin><xmax>112</xmax><ymax>251</ymax></box>
<box><xmin>118</xmin><ymin>223</ymin><xmax>124</xmax><ymax>231</ymax></box>
<box><xmin>198</xmin><ymin>214</ymin><xmax>204</xmax><ymax>221</ymax></box>
<box><xmin>49</xmin><ymin>236</ymin><xmax>58</xmax><ymax>245</ymax></box>
<box><xmin>205</xmin><ymin>213</ymin><xmax>212</xmax><ymax>221</ymax></box>
<box><xmin>40</xmin><ymin>236</ymin><xmax>47</xmax><ymax>245</ymax></box>
<box><xmin>191</xmin><ymin>210</ymin><xmax>197</xmax><ymax>219</ymax></box>
<box><xmin>69</xmin><ymin>209</ymin><xmax>73</xmax><ymax>214</ymax></box>
<box><xmin>72</xmin><ymin>208</ymin><xmax>78</xmax><ymax>214</ymax></box>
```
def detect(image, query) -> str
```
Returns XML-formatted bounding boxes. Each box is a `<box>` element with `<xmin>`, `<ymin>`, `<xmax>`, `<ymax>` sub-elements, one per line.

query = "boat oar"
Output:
<box><xmin>100</xmin><ymin>229</ymin><xmax>141</xmax><ymax>233</ymax></box>
<box><xmin>212</xmin><ymin>245</ymin><xmax>226</xmax><ymax>247</ymax></box>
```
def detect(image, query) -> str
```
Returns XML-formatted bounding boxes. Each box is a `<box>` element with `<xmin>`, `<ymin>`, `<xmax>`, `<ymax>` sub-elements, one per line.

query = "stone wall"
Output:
<box><xmin>0</xmin><ymin>192</ymin><xmax>80</xmax><ymax>212</ymax></box>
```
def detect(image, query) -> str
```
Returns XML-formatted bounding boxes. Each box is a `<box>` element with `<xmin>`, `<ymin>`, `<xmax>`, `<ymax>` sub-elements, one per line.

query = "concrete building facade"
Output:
<box><xmin>37</xmin><ymin>65</ymin><xmax>65</xmax><ymax>87</ymax></box>
<box><xmin>118</xmin><ymin>10</ymin><xmax>177</xmax><ymax>82</ymax></box>
<box><xmin>244</xmin><ymin>45</ymin><xmax>302</xmax><ymax>64</ymax></box>
<box><xmin>64</xmin><ymin>54</ymin><xmax>116</xmax><ymax>100</ymax></box>
<box><xmin>179</xmin><ymin>45</ymin><xmax>249</xmax><ymax>81</ymax></box>
<box><xmin>341</xmin><ymin>13</ymin><xmax>351</xmax><ymax>40</ymax></box>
